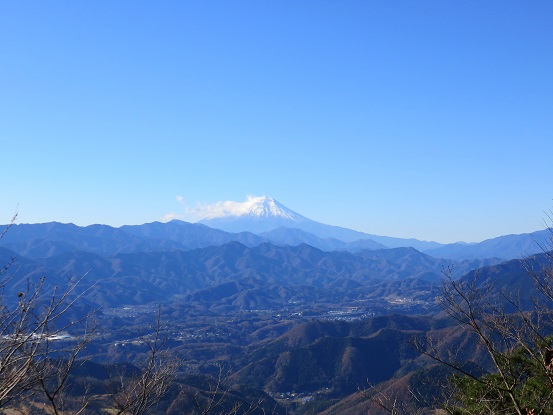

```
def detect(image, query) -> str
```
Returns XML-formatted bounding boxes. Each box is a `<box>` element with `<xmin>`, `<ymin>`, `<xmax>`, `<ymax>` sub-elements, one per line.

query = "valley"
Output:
<box><xmin>0</xmin><ymin>198</ymin><xmax>551</xmax><ymax>414</ymax></box>
<box><xmin>5</xmin><ymin>1</ymin><xmax>550</xmax><ymax>412</ymax></box>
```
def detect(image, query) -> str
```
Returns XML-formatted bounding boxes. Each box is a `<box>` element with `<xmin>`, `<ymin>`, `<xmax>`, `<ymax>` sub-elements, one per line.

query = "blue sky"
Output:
<box><xmin>1</xmin><ymin>1</ymin><xmax>552</xmax><ymax>243</ymax></box>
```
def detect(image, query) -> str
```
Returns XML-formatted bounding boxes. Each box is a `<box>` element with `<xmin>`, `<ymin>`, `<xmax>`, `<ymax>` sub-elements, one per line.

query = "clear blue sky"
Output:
<box><xmin>2</xmin><ymin>1</ymin><xmax>552</xmax><ymax>243</ymax></box>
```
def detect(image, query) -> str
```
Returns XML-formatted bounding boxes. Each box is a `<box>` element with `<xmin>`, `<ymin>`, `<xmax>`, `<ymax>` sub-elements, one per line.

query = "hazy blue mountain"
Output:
<box><xmin>424</xmin><ymin>229</ymin><xmax>552</xmax><ymax>260</ymax></box>
<box><xmin>0</xmin><ymin>216</ymin><xmax>433</xmax><ymax>260</ymax></box>
<box><xmin>4</xmin><ymin>211</ymin><xmax>545</xmax><ymax>265</ymax></box>
<box><xmin>0</xmin><ymin>220</ymin><xmax>268</xmax><ymax>259</ymax></box>
<box><xmin>198</xmin><ymin>196</ymin><xmax>443</xmax><ymax>250</ymax></box>
<box><xmin>356</xmin><ymin>247</ymin><xmax>501</xmax><ymax>279</ymax></box>
<box><xmin>435</xmin><ymin>250</ymin><xmax>553</xmax><ymax>314</ymax></box>
<box><xmin>0</xmin><ymin>246</ymin><xmax>43</xmax><ymax>278</ymax></box>
<box><xmin>4</xmin><ymin>241</ymin><xmax>500</xmax><ymax>309</ymax></box>
<box><xmin>343</xmin><ymin>238</ymin><xmax>389</xmax><ymax>252</ymax></box>
<box><xmin>0</xmin><ymin>222</ymin><xmax>187</xmax><ymax>258</ymax></box>
<box><xmin>259</xmin><ymin>227</ymin><xmax>386</xmax><ymax>252</ymax></box>
<box><xmin>121</xmin><ymin>220</ymin><xmax>266</xmax><ymax>249</ymax></box>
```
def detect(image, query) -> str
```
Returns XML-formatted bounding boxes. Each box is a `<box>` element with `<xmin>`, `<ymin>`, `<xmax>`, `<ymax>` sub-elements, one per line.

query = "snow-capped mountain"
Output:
<box><xmin>197</xmin><ymin>196</ymin><xmax>311</xmax><ymax>233</ymax></box>
<box><xmin>197</xmin><ymin>196</ymin><xmax>443</xmax><ymax>250</ymax></box>
<box><xmin>228</xmin><ymin>196</ymin><xmax>305</xmax><ymax>221</ymax></box>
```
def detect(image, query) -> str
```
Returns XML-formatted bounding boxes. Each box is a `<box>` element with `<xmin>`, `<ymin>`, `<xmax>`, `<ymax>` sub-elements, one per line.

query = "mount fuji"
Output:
<box><xmin>197</xmin><ymin>196</ymin><xmax>311</xmax><ymax>233</ymax></box>
<box><xmin>197</xmin><ymin>196</ymin><xmax>443</xmax><ymax>251</ymax></box>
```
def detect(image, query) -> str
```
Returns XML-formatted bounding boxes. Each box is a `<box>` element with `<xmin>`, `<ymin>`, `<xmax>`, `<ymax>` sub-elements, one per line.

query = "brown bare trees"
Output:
<box><xmin>0</xmin><ymin>217</ymin><xmax>176</xmax><ymax>414</ymax></box>
<box><xmin>111</xmin><ymin>309</ymin><xmax>177</xmax><ymax>415</ymax></box>
<box><xmin>416</xmin><ymin>246</ymin><xmax>553</xmax><ymax>414</ymax></box>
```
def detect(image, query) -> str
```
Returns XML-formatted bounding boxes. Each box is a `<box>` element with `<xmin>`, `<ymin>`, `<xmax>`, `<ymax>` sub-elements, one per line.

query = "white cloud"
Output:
<box><xmin>161</xmin><ymin>195</ymin><xmax>265</xmax><ymax>223</ymax></box>
<box><xmin>189</xmin><ymin>195</ymin><xmax>266</xmax><ymax>219</ymax></box>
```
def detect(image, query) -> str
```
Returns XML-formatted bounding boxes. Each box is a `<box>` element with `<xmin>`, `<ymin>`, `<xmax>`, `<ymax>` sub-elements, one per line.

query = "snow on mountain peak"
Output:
<box><xmin>199</xmin><ymin>195</ymin><xmax>305</xmax><ymax>222</ymax></box>
<box><xmin>245</xmin><ymin>196</ymin><xmax>302</xmax><ymax>220</ymax></box>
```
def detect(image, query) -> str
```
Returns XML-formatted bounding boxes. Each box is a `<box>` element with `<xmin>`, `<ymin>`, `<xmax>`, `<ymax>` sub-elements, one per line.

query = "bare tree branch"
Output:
<box><xmin>111</xmin><ymin>307</ymin><xmax>177</xmax><ymax>415</ymax></box>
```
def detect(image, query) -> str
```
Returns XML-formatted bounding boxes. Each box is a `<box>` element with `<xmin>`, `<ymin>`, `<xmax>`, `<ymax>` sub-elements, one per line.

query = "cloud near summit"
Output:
<box><xmin>162</xmin><ymin>195</ymin><xmax>266</xmax><ymax>222</ymax></box>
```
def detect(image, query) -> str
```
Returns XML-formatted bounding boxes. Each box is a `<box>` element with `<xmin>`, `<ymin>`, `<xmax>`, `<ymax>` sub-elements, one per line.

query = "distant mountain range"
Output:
<box><xmin>425</xmin><ymin>229</ymin><xmax>552</xmax><ymax>260</ymax></box>
<box><xmin>0</xmin><ymin>239</ymin><xmax>503</xmax><ymax>310</ymax></box>
<box><xmin>2</xmin><ymin>197</ymin><xmax>551</xmax><ymax>415</ymax></box>
<box><xmin>1</xmin><ymin>196</ymin><xmax>551</xmax><ymax>261</ymax></box>
<box><xmin>198</xmin><ymin>196</ymin><xmax>443</xmax><ymax>251</ymax></box>
<box><xmin>198</xmin><ymin>196</ymin><xmax>552</xmax><ymax>259</ymax></box>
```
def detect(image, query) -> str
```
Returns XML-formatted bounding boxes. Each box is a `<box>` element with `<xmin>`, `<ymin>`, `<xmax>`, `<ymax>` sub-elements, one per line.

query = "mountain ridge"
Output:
<box><xmin>197</xmin><ymin>196</ymin><xmax>443</xmax><ymax>250</ymax></box>
<box><xmin>2</xmin><ymin>196</ymin><xmax>550</xmax><ymax>261</ymax></box>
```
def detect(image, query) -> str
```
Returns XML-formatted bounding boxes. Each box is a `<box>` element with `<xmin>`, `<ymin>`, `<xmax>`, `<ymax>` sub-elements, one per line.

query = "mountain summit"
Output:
<box><xmin>228</xmin><ymin>196</ymin><xmax>305</xmax><ymax>221</ymax></box>
<box><xmin>198</xmin><ymin>196</ymin><xmax>309</xmax><ymax>233</ymax></box>
<box><xmin>197</xmin><ymin>196</ymin><xmax>442</xmax><ymax>250</ymax></box>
